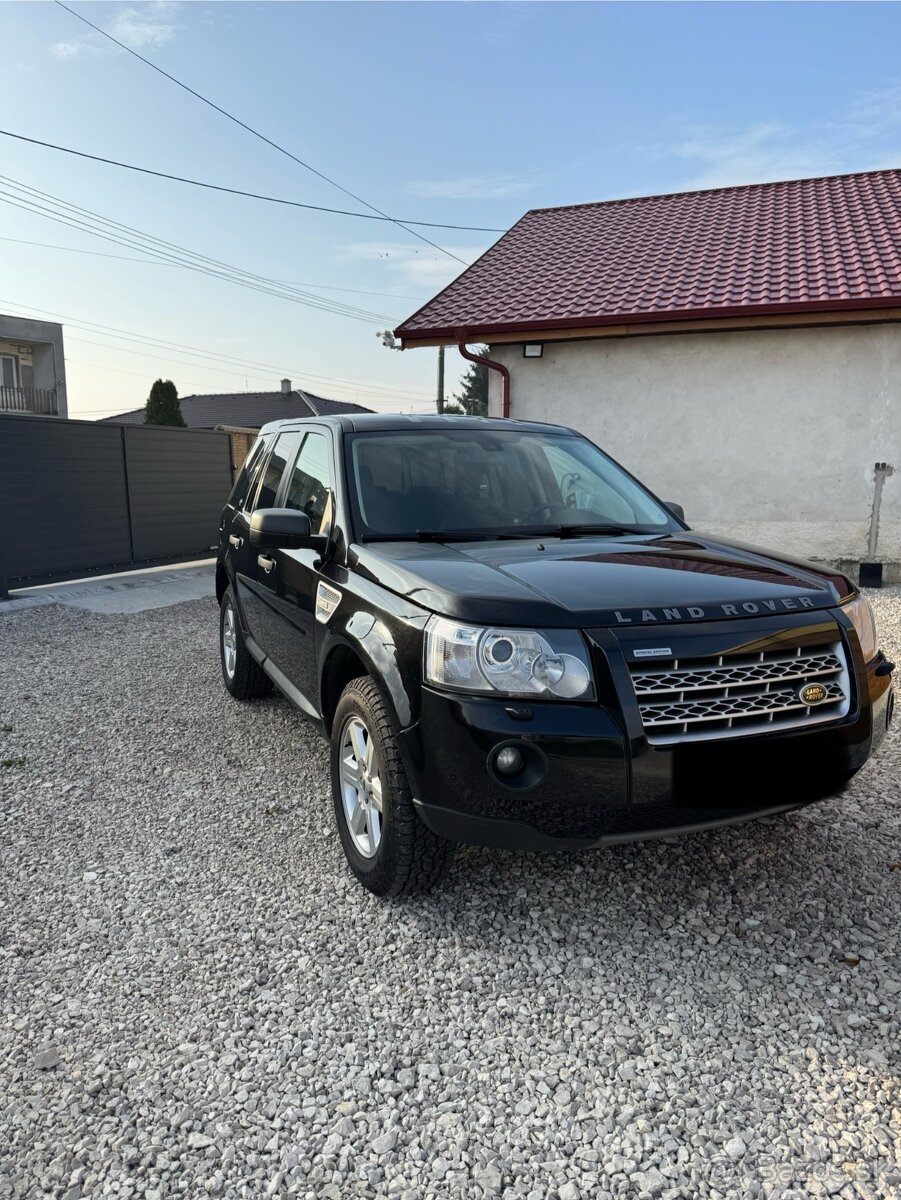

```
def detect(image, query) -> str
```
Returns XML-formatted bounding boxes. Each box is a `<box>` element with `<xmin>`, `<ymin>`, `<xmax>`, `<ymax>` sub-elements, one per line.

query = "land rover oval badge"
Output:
<box><xmin>799</xmin><ymin>682</ymin><xmax>828</xmax><ymax>705</ymax></box>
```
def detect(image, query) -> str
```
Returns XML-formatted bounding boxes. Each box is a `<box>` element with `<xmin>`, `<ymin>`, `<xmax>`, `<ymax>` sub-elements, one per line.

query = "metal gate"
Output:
<box><xmin>0</xmin><ymin>414</ymin><xmax>233</xmax><ymax>596</ymax></box>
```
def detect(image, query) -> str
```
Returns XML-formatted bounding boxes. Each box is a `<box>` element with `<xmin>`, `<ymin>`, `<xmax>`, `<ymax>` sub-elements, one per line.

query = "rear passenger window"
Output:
<box><xmin>233</xmin><ymin>433</ymin><xmax>274</xmax><ymax>511</ymax></box>
<box><xmin>284</xmin><ymin>433</ymin><xmax>332</xmax><ymax>534</ymax></box>
<box><xmin>252</xmin><ymin>431</ymin><xmax>302</xmax><ymax>511</ymax></box>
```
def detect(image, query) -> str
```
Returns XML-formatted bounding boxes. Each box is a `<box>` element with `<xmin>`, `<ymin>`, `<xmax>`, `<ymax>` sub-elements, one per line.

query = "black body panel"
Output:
<box><xmin>350</xmin><ymin>532</ymin><xmax>851</xmax><ymax>628</ymax></box>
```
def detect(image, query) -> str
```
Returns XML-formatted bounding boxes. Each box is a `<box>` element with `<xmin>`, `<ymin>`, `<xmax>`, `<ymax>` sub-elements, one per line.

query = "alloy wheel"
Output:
<box><xmin>339</xmin><ymin>716</ymin><xmax>384</xmax><ymax>858</ymax></box>
<box><xmin>222</xmin><ymin>603</ymin><xmax>237</xmax><ymax>679</ymax></box>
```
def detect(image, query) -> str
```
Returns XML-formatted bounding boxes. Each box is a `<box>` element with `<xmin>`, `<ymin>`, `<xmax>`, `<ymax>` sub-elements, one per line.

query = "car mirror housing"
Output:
<box><xmin>249</xmin><ymin>508</ymin><xmax>325</xmax><ymax>550</ymax></box>
<box><xmin>665</xmin><ymin>501</ymin><xmax>686</xmax><ymax>523</ymax></box>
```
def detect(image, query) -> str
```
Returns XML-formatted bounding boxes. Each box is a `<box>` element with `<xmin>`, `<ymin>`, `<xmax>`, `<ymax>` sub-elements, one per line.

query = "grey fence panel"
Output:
<box><xmin>0</xmin><ymin>415</ymin><xmax>132</xmax><ymax>581</ymax></box>
<box><xmin>0</xmin><ymin>414</ymin><xmax>235</xmax><ymax>589</ymax></box>
<box><xmin>123</xmin><ymin>426</ymin><xmax>233</xmax><ymax>560</ymax></box>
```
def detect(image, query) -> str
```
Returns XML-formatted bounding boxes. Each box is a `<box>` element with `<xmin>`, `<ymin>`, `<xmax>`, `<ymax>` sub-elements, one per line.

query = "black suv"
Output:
<box><xmin>216</xmin><ymin>415</ymin><xmax>893</xmax><ymax>895</ymax></box>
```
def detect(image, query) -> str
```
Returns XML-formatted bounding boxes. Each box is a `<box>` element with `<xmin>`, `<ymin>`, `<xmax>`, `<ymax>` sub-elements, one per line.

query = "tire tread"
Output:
<box><xmin>333</xmin><ymin>676</ymin><xmax>454</xmax><ymax>896</ymax></box>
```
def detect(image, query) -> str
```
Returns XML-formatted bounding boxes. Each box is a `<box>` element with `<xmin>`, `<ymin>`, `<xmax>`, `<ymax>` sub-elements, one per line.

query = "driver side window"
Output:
<box><xmin>284</xmin><ymin>432</ymin><xmax>332</xmax><ymax>534</ymax></box>
<box><xmin>252</xmin><ymin>431</ymin><xmax>302</xmax><ymax>512</ymax></box>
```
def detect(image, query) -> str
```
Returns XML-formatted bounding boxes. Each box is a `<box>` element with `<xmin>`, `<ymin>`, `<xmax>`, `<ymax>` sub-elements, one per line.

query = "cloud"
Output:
<box><xmin>50</xmin><ymin>2</ymin><xmax>179</xmax><ymax>60</ymax></box>
<box><xmin>405</xmin><ymin>174</ymin><xmax>536</xmax><ymax>201</ymax></box>
<box><xmin>659</xmin><ymin>82</ymin><xmax>901</xmax><ymax>194</ymax></box>
<box><xmin>50</xmin><ymin>40</ymin><xmax>85</xmax><ymax>60</ymax></box>
<box><xmin>838</xmin><ymin>81</ymin><xmax>901</xmax><ymax>140</ymax></box>
<box><xmin>672</xmin><ymin>122</ymin><xmax>840</xmax><ymax>191</ymax></box>
<box><xmin>341</xmin><ymin>242</ymin><xmax>483</xmax><ymax>287</ymax></box>
<box><xmin>110</xmin><ymin>3</ymin><xmax>179</xmax><ymax>49</ymax></box>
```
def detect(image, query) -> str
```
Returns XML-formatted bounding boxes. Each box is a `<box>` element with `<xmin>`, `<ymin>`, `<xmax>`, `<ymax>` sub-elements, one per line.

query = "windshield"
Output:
<box><xmin>345</xmin><ymin>428</ymin><xmax>678</xmax><ymax>540</ymax></box>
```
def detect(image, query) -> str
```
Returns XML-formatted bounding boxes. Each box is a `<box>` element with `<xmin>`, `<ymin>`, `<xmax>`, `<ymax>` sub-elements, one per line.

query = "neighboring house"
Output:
<box><xmin>100</xmin><ymin>379</ymin><xmax>371</xmax><ymax>429</ymax></box>
<box><xmin>0</xmin><ymin>314</ymin><xmax>67</xmax><ymax>418</ymax></box>
<box><xmin>100</xmin><ymin>380</ymin><xmax>372</xmax><ymax>473</ymax></box>
<box><xmin>395</xmin><ymin>169</ymin><xmax>901</xmax><ymax>575</ymax></box>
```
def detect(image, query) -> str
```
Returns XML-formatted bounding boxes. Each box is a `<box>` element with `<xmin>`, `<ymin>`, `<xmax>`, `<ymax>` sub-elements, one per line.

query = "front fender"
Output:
<box><xmin>317</xmin><ymin>576</ymin><xmax>430</xmax><ymax>731</ymax></box>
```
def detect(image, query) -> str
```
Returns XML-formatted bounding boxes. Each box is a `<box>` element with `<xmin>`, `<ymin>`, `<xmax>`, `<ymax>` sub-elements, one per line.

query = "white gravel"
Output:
<box><xmin>1</xmin><ymin>590</ymin><xmax>899</xmax><ymax>1200</ymax></box>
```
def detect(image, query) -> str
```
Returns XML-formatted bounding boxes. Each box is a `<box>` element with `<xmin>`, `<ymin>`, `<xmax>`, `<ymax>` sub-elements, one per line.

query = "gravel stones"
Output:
<box><xmin>33</xmin><ymin>1047</ymin><xmax>60</xmax><ymax>1071</ymax></box>
<box><xmin>1</xmin><ymin>591</ymin><xmax>899</xmax><ymax>1198</ymax></box>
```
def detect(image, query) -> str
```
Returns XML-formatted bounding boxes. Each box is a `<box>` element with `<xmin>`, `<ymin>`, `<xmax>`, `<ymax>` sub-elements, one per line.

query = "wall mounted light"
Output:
<box><xmin>522</xmin><ymin>343</ymin><xmax>544</xmax><ymax>359</ymax></box>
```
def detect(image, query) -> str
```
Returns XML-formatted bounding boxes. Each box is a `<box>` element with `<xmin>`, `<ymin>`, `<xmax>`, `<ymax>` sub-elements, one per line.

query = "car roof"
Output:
<box><xmin>257</xmin><ymin>412</ymin><xmax>578</xmax><ymax>436</ymax></box>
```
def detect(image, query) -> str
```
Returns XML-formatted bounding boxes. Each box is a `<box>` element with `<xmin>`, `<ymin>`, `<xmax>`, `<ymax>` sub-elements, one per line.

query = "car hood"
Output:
<box><xmin>349</xmin><ymin>532</ymin><xmax>854</xmax><ymax>628</ymax></box>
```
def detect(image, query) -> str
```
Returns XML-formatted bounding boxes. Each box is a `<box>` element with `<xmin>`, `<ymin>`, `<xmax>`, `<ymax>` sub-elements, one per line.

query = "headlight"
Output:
<box><xmin>424</xmin><ymin>617</ymin><xmax>594</xmax><ymax>700</ymax></box>
<box><xmin>842</xmin><ymin>594</ymin><xmax>878</xmax><ymax>662</ymax></box>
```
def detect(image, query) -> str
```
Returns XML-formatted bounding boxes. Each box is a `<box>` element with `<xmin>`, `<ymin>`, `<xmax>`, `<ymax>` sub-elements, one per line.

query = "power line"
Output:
<box><xmin>0</xmin><ymin>236</ymin><xmax>430</xmax><ymax>302</ymax></box>
<box><xmin>0</xmin><ymin>130</ymin><xmax>506</xmax><ymax>235</ymax></box>
<box><xmin>0</xmin><ymin>175</ymin><xmax>397</xmax><ymax>324</ymax></box>
<box><xmin>0</xmin><ymin>299</ymin><xmax>435</xmax><ymax>402</ymax></box>
<box><xmin>0</xmin><ymin>189</ymin><xmax>391</xmax><ymax>324</ymax></box>
<box><xmin>0</xmin><ymin>177</ymin><xmax>392</xmax><ymax>322</ymax></box>
<box><xmin>56</xmin><ymin>1</ymin><xmax>469</xmax><ymax>265</ymax></box>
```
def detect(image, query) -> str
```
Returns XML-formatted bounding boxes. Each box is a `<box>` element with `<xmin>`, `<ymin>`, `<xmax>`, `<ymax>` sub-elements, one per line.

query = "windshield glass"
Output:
<box><xmin>345</xmin><ymin>428</ymin><xmax>677</xmax><ymax>540</ymax></box>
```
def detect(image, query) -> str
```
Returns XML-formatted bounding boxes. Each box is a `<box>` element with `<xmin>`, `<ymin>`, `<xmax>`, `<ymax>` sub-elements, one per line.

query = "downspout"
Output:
<box><xmin>456</xmin><ymin>335</ymin><xmax>510</xmax><ymax>418</ymax></box>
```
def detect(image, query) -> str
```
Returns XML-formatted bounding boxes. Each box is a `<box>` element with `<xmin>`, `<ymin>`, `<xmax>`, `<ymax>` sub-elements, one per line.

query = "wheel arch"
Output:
<box><xmin>320</xmin><ymin>642</ymin><xmax>370</xmax><ymax>737</ymax></box>
<box><xmin>215</xmin><ymin>562</ymin><xmax>229</xmax><ymax>605</ymax></box>
<box><xmin>320</xmin><ymin>618</ymin><xmax>419</xmax><ymax>738</ymax></box>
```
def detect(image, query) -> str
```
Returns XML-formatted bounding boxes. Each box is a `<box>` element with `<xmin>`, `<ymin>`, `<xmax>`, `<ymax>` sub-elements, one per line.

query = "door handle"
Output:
<box><xmin>257</xmin><ymin>555</ymin><xmax>276</xmax><ymax>574</ymax></box>
<box><xmin>229</xmin><ymin>534</ymin><xmax>243</xmax><ymax>548</ymax></box>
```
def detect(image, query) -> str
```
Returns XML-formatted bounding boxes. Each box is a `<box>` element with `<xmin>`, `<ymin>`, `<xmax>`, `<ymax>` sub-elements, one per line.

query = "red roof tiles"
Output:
<box><xmin>395</xmin><ymin>169</ymin><xmax>901</xmax><ymax>342</ymax></box>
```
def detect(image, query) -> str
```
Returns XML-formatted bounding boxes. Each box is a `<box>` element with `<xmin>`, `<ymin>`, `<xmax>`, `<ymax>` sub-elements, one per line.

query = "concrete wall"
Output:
<box><xmin>487</xmin><ymin>323</ymin><xmax>901</xmax><ymax>571</ymax></box>
<box><xmin>0</xmin><ymin>315</ymin><xmax>67</xmax><ymax>417</ymax></box>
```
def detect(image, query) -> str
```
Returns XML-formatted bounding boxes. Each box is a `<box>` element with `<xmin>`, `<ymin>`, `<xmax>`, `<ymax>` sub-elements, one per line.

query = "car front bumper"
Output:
<box><xmin>398</xmin><ymin>617</ymin><xmax>894</xmax><ymax>851</ymax></box>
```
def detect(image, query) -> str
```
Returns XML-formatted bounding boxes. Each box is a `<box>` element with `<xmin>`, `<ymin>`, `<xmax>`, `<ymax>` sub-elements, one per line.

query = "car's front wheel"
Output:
<box><xmin>219</xmin><ymin>585</ymin><xmax>272</xmax><ymax>700</ymax></box>
<box><xmin>330</xmin><ymin>677</ymin><xmax>454</xmax><ymax>896</ymax></box>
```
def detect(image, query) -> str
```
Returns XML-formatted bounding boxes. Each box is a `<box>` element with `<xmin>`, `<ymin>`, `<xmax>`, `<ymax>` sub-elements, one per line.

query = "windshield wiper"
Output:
<box><xmin>414</xmin><ymin>530</ymin><xmax>496</xmax><ymax>542</ymax></box>
<box><xmin>360</xmin><ymin>525</ymin><xmax>653</xmax><ymax>544</ymax></box>
<box><xmin>537</xmin><ymin>524</ymin><xmax>640</xmax><ymax>538</ymax></box>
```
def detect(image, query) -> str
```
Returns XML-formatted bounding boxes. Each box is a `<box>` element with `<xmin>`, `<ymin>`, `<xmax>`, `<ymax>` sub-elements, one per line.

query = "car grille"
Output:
<box><xmin>629</xmin><ymin>642</ymin><xmax>851</xmax><ymax>745</ymax></box>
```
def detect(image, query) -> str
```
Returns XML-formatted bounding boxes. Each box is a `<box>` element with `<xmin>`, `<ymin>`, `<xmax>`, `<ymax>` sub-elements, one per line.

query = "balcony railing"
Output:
<box><xmin>0</xmin><ymin>386</ymin><xmax>59</xmax><ymax>416</ymax></box>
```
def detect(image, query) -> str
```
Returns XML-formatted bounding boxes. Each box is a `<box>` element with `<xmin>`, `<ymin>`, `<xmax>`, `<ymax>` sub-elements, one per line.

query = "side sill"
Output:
<box><xmin>245</xmin><ymin>634</ymin><xmax>323</xmax><ymax>727</ymax></box>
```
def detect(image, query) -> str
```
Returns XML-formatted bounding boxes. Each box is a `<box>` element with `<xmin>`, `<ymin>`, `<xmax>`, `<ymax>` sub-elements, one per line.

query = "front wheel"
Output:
<box><xmin>330</xmin><ymin>677</ymin><xmax>454</xmax><ymax>896</ymax></box>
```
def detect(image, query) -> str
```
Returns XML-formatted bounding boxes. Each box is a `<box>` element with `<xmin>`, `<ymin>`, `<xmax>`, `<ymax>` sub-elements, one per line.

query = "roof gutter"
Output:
<box><xmin>405</xmin><ymin>295</ymin><xmax>901</xmax><ymax>346</ymax></box>
<box><xmin>456</xmin><ymin>335</ymin><xmax>510</xmax><ymax>419</ymax></box>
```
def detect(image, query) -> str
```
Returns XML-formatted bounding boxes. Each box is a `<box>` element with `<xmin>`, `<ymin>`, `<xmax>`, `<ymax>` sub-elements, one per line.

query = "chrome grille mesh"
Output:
<box><xmin>630</xmin><ymin>643</ymin><xmax>850</xmax><ymax>745</ymax></box>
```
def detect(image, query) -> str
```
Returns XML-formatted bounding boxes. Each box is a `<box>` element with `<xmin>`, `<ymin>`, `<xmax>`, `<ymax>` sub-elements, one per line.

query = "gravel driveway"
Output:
<box><xmin>1</xmin><ymin>591</ymin><xmax>899</xmax><ymax>1200</ymax></box>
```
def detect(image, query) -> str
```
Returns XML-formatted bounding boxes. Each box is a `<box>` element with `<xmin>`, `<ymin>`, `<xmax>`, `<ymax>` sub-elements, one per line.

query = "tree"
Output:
<box><xmin>144</xmin><ymin>378</ymin><xmax>186</xmax><ymax>427</ymax></box>
<box><xmin>451</xmin><ymin>346</ymin><xmax>490</xmax><ymax>416</ymax></box>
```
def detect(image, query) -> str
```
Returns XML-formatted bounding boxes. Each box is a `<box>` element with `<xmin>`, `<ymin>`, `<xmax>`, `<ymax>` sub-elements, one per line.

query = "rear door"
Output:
<box><xmin>222</xmin><ymin>431</ymin><xmax>275</xmax><ymax>616</ymax></box>
<box><xmin>250</xmin><ymin>429</ymin><xmax>334</xmax><ymax>710</ymax></box>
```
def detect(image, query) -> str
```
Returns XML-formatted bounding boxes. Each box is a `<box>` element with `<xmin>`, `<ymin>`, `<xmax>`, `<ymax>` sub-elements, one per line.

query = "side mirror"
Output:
<box><xmin>249</xmin><ymin>508</ymin><xmax>324</xmax><ymax>550</ymax></box>
<box><xmin>665</xmin><ymin>501</ymin><xmax>686</xmax><ymax>523</ymax></box>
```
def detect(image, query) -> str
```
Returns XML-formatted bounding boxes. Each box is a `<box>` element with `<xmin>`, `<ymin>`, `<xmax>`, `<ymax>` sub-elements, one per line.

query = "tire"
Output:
<box><xmin>331</xmin><ymin>676</ymin><xmax>454</xmax><ymax>897</ymax></box>
<box><xmin>219</xmin><ymin>585</ymin><xmax>273</xmax><ymax>700</ymax></box>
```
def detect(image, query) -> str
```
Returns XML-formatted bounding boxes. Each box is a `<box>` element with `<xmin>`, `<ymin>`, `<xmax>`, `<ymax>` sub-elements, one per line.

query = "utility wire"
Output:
<box><xmin>56</xmin><ymin>1</ymin><xmax>469</xmax><ymax>265</ymax></box>
<box><xmin>0</xmin><ymin>130</ymin><xmax>506</xmax><ymax>235</ymax></box>
<box><xmin>0</xmin><ymin>175</ymin><xmax>396</xmax><ymax>323</ymax></box>
<box><xmin>0</xmin><ymin>177</ymin><xmax>391</xmax><ymax>321</ymax></box>
<box><xmin>0</xmin><ymin>236</ymin><xmax>429</xmax><ymax>302</ymax></box>
<box><xmin>0</xmin><ymin>299</ymin><xmax>434</xmax><ymax>402</ymax></box>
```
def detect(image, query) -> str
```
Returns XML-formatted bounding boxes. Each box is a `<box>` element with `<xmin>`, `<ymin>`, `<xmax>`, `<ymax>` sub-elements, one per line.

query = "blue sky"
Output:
<box><xmin>3</xmin><ymin>1</ymin><xmax>901</xmax><ymax>419</ymax></box>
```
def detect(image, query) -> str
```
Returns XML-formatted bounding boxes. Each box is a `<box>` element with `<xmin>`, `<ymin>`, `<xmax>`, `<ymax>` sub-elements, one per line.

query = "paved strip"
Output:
<box><xmin>2</xmin><ymin>562</ymin><xmax>215</xmax><ymax>615</ymax></box>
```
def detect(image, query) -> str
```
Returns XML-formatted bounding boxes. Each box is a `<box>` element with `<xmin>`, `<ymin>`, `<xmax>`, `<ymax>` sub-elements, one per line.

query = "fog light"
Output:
<box><xmin>495</xmin><ymin>746</ymin><xmax>524</xmax><ymax>775</ymax></box>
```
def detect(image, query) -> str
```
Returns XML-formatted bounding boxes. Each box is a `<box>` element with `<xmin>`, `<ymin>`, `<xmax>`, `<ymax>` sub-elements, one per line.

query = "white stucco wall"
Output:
<box><xmin>488</xmin><ymin>324</ymin><xmax>901</xmax><ymax>570</ymax></box>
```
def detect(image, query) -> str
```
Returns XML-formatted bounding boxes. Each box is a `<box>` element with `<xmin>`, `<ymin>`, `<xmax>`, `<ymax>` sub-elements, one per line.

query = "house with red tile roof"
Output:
<box><xmin>395</xmin><ymin>169</ymin><xmax>901</xmax><ymax>575</ymax></box>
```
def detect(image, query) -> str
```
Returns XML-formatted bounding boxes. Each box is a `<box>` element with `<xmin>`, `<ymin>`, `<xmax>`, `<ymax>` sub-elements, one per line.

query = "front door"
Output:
<box><xmin>251</xmin><ymin>430</ymin><xmax>334</xmax><ymax>710</ymax></box>
<box><xmin>240</xmin><ymin>429</ymin><xmax>303</xmax><ymax>651</ymax></box>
